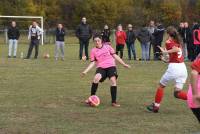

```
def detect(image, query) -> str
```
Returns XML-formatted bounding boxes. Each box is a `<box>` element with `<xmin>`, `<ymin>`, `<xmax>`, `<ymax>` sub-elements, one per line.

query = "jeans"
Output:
<box><xmin>8</xmin><ymin>39</ymin><xmax>18</xmax><ymax>57</ymax></box>
<box><xmin>55</xmin><ymin>41</ymin><xmax>65</xmax><ymax>58</ymax></box>
<box><xmin>126</xmin><ymin>42</ymin><xmax>136</xmax><ymax>60</ymax></box>
<box><xmin>183</xmin><ymin>43</ymin><xmax>188</xmax><ymax>59</ymax></box>
<box><xmin>79</xmin><ymin>40</ymin><xmax>89</xmax><ymax>60</ymax></box>
<box><xmin>141</xmin><ymin>42</ymin><xmax>150</xmax><ymax>60</ymax></box>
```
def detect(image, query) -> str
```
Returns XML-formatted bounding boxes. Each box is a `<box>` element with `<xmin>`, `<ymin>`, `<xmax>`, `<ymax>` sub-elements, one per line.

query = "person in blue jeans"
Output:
<box><xmin>137</xmin><ymin>25</ymin><xmax>151</xmax><ymax>61</ymax></box>
<box><xmin>126</xmin><ymin>24</ymin><xmax>136</xmax><ymax>60</ymax></box>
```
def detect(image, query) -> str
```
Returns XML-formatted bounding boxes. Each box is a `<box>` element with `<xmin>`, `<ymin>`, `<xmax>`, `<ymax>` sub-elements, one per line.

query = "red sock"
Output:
<box><xmin>155</xmin><ymin>87</ymin><xmax>164</xmax><ymax>104</ymax></box>
<box><xmin>176</xmin><ymin>91</ymin><xmax>187</xmax><ymax>100</ymax></box>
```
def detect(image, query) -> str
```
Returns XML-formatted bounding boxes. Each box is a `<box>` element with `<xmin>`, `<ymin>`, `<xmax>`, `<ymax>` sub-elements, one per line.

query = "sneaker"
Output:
<box><xmin>146</xmin><ymin>103</ymin><xmax>159</xmax><ymax>113</ymax></box>
<box><xmin>13</xmin><ymin>56</ymin><xmax>16</xmax><ymax>58</ymax></box>
<box><xmin>24</xmin><ymin>57</ymin><xmax>29</xmax><ymax>60</ymax></box>
<box><xmin>61</xmin><ymin>57</ymin><xmax>65</xmax><ymax>61</ymax></box>
<box><xmin>112</xmin><ymin>102</ymin><xmax>120</xmax><ymax>107</ymax></box>
<box><xmin>55</xmin><ymin>58</ymin><xmax>58</xmax><ymax>61</ymax></box>
<box><xmin>8</xmin><ymin>56</ymin><xmax>11</xmax><ymax>58</ymax></box>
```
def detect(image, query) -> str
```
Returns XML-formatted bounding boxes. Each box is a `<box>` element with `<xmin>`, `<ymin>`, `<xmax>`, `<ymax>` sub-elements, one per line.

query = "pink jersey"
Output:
<box><xmin>90</xmin><ymin>44</ymin><xmax>116</xmax><ymax>69</ymax></box>
<box><xmin>187</xmin><ymin>76</ymin><xmax>200</xmax><ymax>108</ymax></box>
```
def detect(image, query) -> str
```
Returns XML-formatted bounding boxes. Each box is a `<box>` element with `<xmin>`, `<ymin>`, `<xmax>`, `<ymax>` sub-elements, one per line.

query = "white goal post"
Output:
<box><xmin>0</xmin><ymin>15</ymin><xmax>44</xmax><ymax>45</ymax></box>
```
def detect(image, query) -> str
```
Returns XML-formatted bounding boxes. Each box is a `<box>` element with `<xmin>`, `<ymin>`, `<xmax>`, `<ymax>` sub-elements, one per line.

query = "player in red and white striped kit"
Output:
<box><xmin>147</xmin><ymin>26</ymin><xmax>188</xmax><ymax>113</ymax></box>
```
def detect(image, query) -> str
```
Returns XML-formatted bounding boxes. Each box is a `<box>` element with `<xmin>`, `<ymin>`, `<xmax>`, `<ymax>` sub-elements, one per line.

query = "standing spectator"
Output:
<box><xmin>101</xmin><ymin>24</ymin><xmax>111</xmax><ymax>43</ymax></box>
<box><xmin>25</xmin><ymin>21</ymin><xmax>42</xmax><ymax>59</ymax></box>
<box><xmin>137</xmin><ymin>24</ymin><xmax>151</xmax><ymax>61</ymax></box>
<box><xmin>126</xmin><ymin>24</ymin><xmax>136</xmax><ymax>60</ymax></box>
<box><xmin>7</xmin><ymin>21</ymin><xmax>20</xmax><ymax>58</ymax></box>
<box><xmin>191</xmin><ymin>22</ymin><xmax>200</xmax><ymax>61</ymax></box>
<box><xmin>178</xmin><ymin>22</ymin><xmax>190</xmax><ymax>61</ymax></box>
<box><xmin>76</xmin><ymin>17</ymin><xmax>92</xmax><ymax>60</ymax></box>
<box><xmin>115</xmin><ymin>24</ymin><xmax>126</xmax><ymax>59</ymax></box>
<box><xmin>153</xmin><ymin>22</ymin><xmax>165</xmax><ymax>60</ymax></box>
<box><xmin>148</xmin><ymin>20</ymin><xmax>155</xmax><ymax>60</ymax></box>
<box><xmin>55</xmin><ymin>23</ymin><xmax>65</xmax><ymax>61</ymax></box>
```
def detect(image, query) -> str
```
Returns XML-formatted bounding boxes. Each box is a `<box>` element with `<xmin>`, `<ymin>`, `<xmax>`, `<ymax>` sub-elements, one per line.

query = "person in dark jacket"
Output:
<box><xmin>126</xmin><ymin>24</ymin><xmax>136</xmax><ymax>60</ymax></box>
<box><xmin>191</xmin><ymin>22</ymin><xmax>200</xmax><ymax>61</ymax></box>
<box><xmin>137</xmin><ymin>25</ymin><xmax>151</xmax><ymax>61</ymax></box>
<box><xmin>153</xmin><ymin>22</ymin><xmax>165</xmax><ymax>60</ymax></box>
<box><xmin>55</xmin><ymin>23</ymin><xmax>65</xmax><ymax>61</ymax></box>
<box><xmin>7</xmin><ymin>21</ymin><xmax>20</xmax><ymax>58</ymax></box>
<box><xmin>148</xmin><ymin>20</ymin><xmax>155</xmax><ymax>60</ymax></box>
<box><xmin>76</xmin><ymin>17</ymin><xmax>92</xmax><ymax>60</ymax></box>
<box><xmin>178</xmin><ymin>22</ymin><xmax>191</xmax><ymax>61</ymax></box>
<box><xmin>101</xmin><ymin>25</ymin><xmax>111</xmax><ymax>43</ymax></box>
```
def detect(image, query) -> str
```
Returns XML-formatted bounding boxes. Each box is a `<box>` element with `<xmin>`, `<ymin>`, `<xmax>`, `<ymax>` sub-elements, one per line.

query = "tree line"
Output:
<box><xmin>0</xmin><ymin>0</ymin><xmax>200</xmax><ymax>29</ymax></box>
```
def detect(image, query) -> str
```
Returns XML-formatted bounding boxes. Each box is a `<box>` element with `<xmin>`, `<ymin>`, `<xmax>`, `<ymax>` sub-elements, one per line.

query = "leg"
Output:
<box><xmin>141</xmin><ymin>43</ymin><xmax>145</xmax><ymax>60</ymax></box>
<box><xmin>26</xmin><ymin>41</ymin><xmax>34</xmax><ymax>58</ymax></box>
<box><xmin>60</xmin><ymin>42</ymin><xmax>65</xmax><ymax>59</ymax></box>
<box><xmin>146</xmin><ymin>42</ymin><xmax>150</xmax><ymax>60</ymax></box>
<box><xmin>116</xmin><ymin>45</ymin><xmax>119</xmax><ymax>55</ymax></box>
<box><xmin>191</xmin><ymin>108</ymin><xmax>200</xmax><ymax>123</ymax></box>
<box><xmin>8</xmin><ymin>39</ymin><xmax>13</xmax><ymax>57</ymax></box>
<box><xmin>126</xmin><ymin>43</ymin><xmax>131</xmax><ymax>60</ymax></box>
<box><xmin>149</xmin><ymin>43</ymin><xmax>151</xmax><ymax>60</ymax></box>
<box><xmin>34</xmin><ymin>40</ymin><xmax>39</xmax><ymax>58</ymax></box>
<box><xmin>90</xmin><ymin>73</ymin><xmax>102</xmax><ymax>95</ymax></box>
<box><xmin>79</xmin><ymin>40</ymin><xmax>84</xmax><ymax>60</ymax></box>
<box><xmin>13</xmin><ymin>40</ymin><xmax>18</xmax><ymax>57</ymax></box>
<box><xmin>110</xmin><ymin>76</ymin><xmax>118</xmax><ymax>103</ymax></box>
<box><xmin>120</xmin><ymin>45</ymin><xmax>124</xmax><ymax>59</ymax></box>
<box><xmin>55</xmin><ymin>41</ymin><xmax>60</xmax><ymax>58</ymax></box>
<box><xmin>85</xmin><ymin>41</ymin><xmax>89</xmax><ymax>60</ymax></box>
<box><xmin>131</xmin><ymin>43</ymin><xmax>136</xmax><ymax>60</ymax></box>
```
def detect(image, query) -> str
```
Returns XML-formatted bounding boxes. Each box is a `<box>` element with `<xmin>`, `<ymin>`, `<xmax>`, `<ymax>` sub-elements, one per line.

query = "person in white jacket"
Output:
<box><xmin>25</xmin><ymin>21</ymin><xmax>42</xmax><ymax>59</ymax></box>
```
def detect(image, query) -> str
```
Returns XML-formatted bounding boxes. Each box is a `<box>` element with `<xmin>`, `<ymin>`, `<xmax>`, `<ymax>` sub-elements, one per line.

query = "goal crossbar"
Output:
<box><xmin>0</xmin><ymin>15</ymin><xmax>44</xmax><ymax>45</ymax></box>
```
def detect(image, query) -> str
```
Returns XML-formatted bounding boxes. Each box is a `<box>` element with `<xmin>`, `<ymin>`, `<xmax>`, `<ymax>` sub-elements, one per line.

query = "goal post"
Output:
<box><xmin>0</xmin><ymin>15</ymin><xmax>44</xmax><ymax>45</ymax></box>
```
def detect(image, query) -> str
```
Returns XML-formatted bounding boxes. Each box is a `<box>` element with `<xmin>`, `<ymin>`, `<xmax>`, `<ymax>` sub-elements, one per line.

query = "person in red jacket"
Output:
<box><xmin>115</xmin><ymin>24</ymin><xmax>127</xmax><ymax>58</ymax></box>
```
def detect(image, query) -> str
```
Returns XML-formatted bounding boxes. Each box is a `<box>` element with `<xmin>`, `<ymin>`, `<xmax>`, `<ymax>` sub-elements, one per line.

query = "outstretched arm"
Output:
<box><xmin>158</xmin><ymin>46</ymin><xmax>180</xmax><ymax>54</ymax></box>
<box><xmin>113</xmin><ymin>54</ymin><xmax>131</xmax><ymax>68</ymax></box>
<box><xmin>81</xmin><ymin>61</ymin><xmax>95</xmax><ymax>77</ymax></box>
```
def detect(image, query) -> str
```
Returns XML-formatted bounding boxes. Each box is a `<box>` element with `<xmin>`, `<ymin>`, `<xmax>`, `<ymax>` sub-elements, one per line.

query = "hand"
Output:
<box><xmin>157</xmin><ymin>46</ymin><xmax>168</xmax><ymax>54</ymax></box>
<box><xmin>124</xmin><ymin>64</ymin><xmax>131</xmax><ymax>69</ymax></box>
<box><xmin>81</xmin><ymin>72</ymin><xmax>86</xmax><ymax>77</ymax></box>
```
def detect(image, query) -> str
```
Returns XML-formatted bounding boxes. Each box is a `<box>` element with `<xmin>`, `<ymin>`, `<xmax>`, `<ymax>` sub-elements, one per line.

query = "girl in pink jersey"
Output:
<box><xmin>147</xmin><ymin>26</ymin><xmax>188</xmax><ymax>113</ymax></box>
<box><xmin>81</xmin><ymin>34</ymin><xmax>130</xmax><ymax>107</ymax></box>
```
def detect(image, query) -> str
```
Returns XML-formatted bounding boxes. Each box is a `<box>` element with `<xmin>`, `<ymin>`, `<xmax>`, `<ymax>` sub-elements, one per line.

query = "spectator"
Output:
<box><xmin>148</xmin><ymin>20</ymin><xmax>155</xmax><ymax>60</ymax></box>
<box><xmin>153</xmin><ymin>22</ymin><xmax>165</xmax><ymax>60</ymax></box>
<box><xmin>76</xmin><ymin>17</ymin><xmax>92</xmax><ymax>60</ymax></box>
<box><xmin>178</xmin><ymin>22</ymin><xmax>190</xmax><ymax>61</ymax></box>
<box><xmin>137</xmin><ymin>24</ymin><xmax>151</xmax><ymax>61</ymax></box>
<box><xmin>191</xmin><ymin>22</ymin><xmax>200</xmax><ymax>61</ymax></box>
<box><xmin>101</xmin><ymin>24</ymin><xmax>111</xmax><ymax>43</ymax></box>
<box><xmin>7</xmin><ymin>21</ymin><xmax>20</xmax><ymax>58</ymax></box>
<box><xmin>25</xmin><ymin>21</ymin><xmax>42</xmax><ymax>59</ymax></box>
<box><xmin>115</xmin><ymin>24</ymin><xmax>126</xmax><ymax>59</ymax></box>
<box><xmin>55</xmin><ymin>23</ymin><xmax>65</xmax><ymax>61</ymax></box>
<box><xmin>126</xmin><ymin>24</ymin><xmax>136</xmax><ymax>60</ymax></box>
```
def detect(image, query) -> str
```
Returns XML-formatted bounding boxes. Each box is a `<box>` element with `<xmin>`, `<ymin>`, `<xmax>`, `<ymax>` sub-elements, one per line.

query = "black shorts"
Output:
<box><xmin>96</xmin><ymin>67</ymin><xmax>118</xmax><ymax>82</ymax></box>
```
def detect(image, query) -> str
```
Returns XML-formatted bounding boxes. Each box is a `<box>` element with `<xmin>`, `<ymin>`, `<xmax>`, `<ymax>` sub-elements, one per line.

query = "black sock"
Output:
<box><xmin>110</xmin><ymin>86</ymin><xmax>117</xmax><ymax>103</ymax></box>
<box><xmin>91</xmin><ymin>83</ymin><xmax>98</xmax><ymax>95</ymax></box>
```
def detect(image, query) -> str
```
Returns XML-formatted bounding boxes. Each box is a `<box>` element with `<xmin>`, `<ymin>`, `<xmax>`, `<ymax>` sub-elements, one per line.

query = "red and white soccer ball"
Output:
<box><xmin>44</xmin><ymin>53</ymin><xmax>50</xmax><ymax>59</ymax></box>
<box><xmin>88</xmin><ymin>95</ymin><xmax>100</xmax><ymax>107</ymax></box>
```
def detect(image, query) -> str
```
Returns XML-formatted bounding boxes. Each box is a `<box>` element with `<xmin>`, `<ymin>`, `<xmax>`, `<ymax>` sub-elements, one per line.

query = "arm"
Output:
<box><xmin>81</xmin><ymin>61</ymin><xmax>96</xmax><ymax>76</ymax></box>
<box><xmin>113</xmin><ymin>54</ymin><xmax>131</xmax><ymax>68</ymax></box>
<box><xmin>158</xmin><ymin>46</ymin><xmax>180</xmax><ymax>54</ymax></box>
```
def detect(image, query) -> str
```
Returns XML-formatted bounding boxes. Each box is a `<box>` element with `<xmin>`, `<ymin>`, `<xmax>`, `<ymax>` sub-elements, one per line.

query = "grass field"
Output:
<box><xmin>0</xmin><ymin>42</ymin><xmax>199</xmax><ymax>134</ymax></box>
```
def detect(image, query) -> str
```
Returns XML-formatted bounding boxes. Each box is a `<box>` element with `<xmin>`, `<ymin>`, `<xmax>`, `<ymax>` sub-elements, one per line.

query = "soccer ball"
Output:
<box><xmin>88</xmin><ymin>95</ymin><xmax>100</xmax><ymax>107</ymax></box>
<box><xmin>44</xmin><ymin>53</ymin><xmax>50</xmax><ymax>59</ymax></box>
<box><xmin>82</xmin><ymin>55</ymin><xmax>87</xmax><ymax>61</ymax></box>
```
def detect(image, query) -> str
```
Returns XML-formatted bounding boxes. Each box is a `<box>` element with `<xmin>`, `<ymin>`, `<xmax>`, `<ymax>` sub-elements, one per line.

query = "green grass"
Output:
<box><xmin>0</xmin><ymin>43</ymin><xmax>199</xmax><ymax>134</ymax></box>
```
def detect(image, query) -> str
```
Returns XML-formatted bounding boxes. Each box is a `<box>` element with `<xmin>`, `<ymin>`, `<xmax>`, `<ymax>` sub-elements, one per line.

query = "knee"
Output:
<box><xmin>93</xmin><ymin>74</ymin><xmax>101</xmax><ymax>83</ymax></box>
<box><xmin>110</xmin><ymin>77</ymin><xmax>117</xmax><ymax>86</ymax></box>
